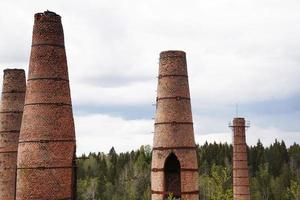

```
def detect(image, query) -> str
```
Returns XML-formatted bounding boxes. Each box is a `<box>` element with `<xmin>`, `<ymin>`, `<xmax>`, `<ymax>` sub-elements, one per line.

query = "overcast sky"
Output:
<box><xmin>1</xmin><ymin>0</ymin><xmax>300</xmax><ymax>154</ymax></box>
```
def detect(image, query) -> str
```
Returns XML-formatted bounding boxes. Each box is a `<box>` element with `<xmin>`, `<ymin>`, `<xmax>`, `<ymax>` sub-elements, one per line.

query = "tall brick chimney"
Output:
<box><xmin>16</xmin><ymin>11</ymin><xmax>76</xmax><ymax>199</ymax></box>
<box><xmin>0</xmin><ymin>69</ymin><xmax>25</xmax><ymax>200</ymax></box>
<box><xmin>151</xmin><ymin>51</ymin><xmax>199</xmax><ymax>200</ymax></box>
<box><xmin>231</xmin><ymin>118</ymin><xmax>250</xmax><ymax>200</ymax></box>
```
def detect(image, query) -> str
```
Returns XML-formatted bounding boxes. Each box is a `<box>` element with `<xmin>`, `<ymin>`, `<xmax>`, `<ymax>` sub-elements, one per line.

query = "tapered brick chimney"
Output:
<box><xmin>0</xmin><ymin>69</ymin><xmax>25</xmax><ymax>200</ymax></box>
<box><xmin>16</xmin><ymin>11</ymin><xmax>76</xmax><ymax>199</ymax></box>
<box><xmin>231</xmin><ymin>118</ymin><xmax>250</xmax><ymax>200</ymax></box>
<box><xmin>151</xmin><ymin>51</ymin><xmax>199</xmax><ymax>200</ymax></box>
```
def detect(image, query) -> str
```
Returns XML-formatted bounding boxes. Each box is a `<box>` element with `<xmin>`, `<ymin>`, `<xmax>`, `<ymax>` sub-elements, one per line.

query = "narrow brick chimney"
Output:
<box><xmin>16</xmin><ymin>11</ymin><xmax>76</xmax><ymax>199</ymax></box>
<box><xmin>0</xmin><ymin>69</ymin><xmax>25</xmax><ymax>200</ymax></box>
<box><xmin>232</xmin><ymin>118</ymin><xmax>250</xmax><ymax>200</ymax></box>
<box><xmin>151</xmin><ymin>51</ymin><xmax>199</xmax><ymax>200</ymax></box>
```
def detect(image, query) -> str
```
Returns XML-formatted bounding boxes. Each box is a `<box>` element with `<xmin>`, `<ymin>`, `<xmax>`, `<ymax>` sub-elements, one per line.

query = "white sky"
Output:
<box><xmin>0</xmin><ymin>0</ymin><xmax>300</xmax><ymax>154</ymax></box>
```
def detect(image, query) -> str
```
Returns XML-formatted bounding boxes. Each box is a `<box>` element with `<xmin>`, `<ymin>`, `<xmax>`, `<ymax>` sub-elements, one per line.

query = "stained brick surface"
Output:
<box><xmin>154</xmin><ymin>124</ymin><xmax>195</xmax><ymax>147</ymax></box>
<box><xmin>15</xmin><ymin>11</ymin><xmax>76</xmax><ymax>200</ymax></box>
<box><xmin>232</xmin><ymin>118</ymin><xmax>250</xmax><ymax>200</ymax></box>
<box><xmin>0</xmin><ymin>69</ymin><xmax>25</xmax><ymax>200</ymax></box>
<box><xmin>151</xmin><ymin>51</ymin><xmax>199</xmax><ymax>200</ymax></box>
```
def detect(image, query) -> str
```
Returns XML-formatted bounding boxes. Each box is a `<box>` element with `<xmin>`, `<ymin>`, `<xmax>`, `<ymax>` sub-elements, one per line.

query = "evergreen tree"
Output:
<box><xmin>76</xmin><ymin>141</ymin><xmax>300</xmax><ymax>200</ymax></box>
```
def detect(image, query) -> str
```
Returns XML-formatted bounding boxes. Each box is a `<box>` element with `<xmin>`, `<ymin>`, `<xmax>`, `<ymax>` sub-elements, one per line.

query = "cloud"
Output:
<box><xmin>74</xmin><ymin>113</ymin><xmax>300</xmax><ymax>154</ymax></box>
<box><xmin>71</xmin><ymin>80</ymin><xmax>156</xmax><ymax>106</ymax></box>
<box><xmin>196</xmin><ymin>127</ymin><xmax>300</xmax><ymax>148</ymax></box>
<box><xmin>246</xmin><ymin>125</ymin><xmax>300</xmax><ymax>147</ymax></box>
<box><xmin>66</xmin><ymin>0</ymin><xmax>300</xmax><ymax>107</ymax></box>
<box><xmin>0</xmin><ymin>0</ymin><xmax>299</xmax><ymax>153</ymax></box>
<box><xmin>75</xmin><ymin>114</ymin><xmax>153</xmax><ymax>154</ymax></box>
<box><xmin>2</xmin><ymin>0</ymin><xmax>300</xmax><ymax>107</ymax></box>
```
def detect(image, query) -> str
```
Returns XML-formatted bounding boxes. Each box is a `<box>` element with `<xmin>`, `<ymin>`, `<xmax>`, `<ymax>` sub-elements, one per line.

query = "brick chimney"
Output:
<box><xmin>232</xmin><ymin>118</ymin><xmax>250</xmax><ymax>200</ymax></box>
<box><xmin>151</xmin><ymin>51</ymin><xmax>199</xmax><ymax>200</ymax></box>
<box><xmin>16</xmin><ymin>11</ymin><xmax>76</xmax><ymax>199</ymax></box>
<box><xmin>0</xmin><ymin>69</ymin><xmax>25</xmax><ymax>199</ymax></box>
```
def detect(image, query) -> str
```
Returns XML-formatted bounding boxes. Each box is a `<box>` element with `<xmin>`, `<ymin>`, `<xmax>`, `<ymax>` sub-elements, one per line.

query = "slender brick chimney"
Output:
<box><xmin>232</xmin><ymin>118</ymin><xmax>250</xmax><ymax>200</ymax></box>
<box><xmin>0</xmin><ymin>69</ymin><xmax>25</xmax><ymax>200</ymax></box>
<box><xmin>16</xmin><ymin>11</ymin><xmax>76</xmax><ymax>199</ymax></box>
<box><xmin>151</xmin><ymin>51</ymin><xmax>199</xmax><ymax>200</ymax></box>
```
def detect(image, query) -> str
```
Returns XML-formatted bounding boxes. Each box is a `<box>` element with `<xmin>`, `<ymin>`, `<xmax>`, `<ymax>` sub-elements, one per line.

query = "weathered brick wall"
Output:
<box><xmin>151</xmin><ymin>51</ymin><xmax>199</xmax><ymax>200</ymax></box>
<box><xmin>0</xmin><ymin>69</ymin><xmax>26</xmax><ymax>200</ymax></box>
<box><xmin>233</xmin><ymin>118</ymin><xmax>250</xmax><ymax>200</ymax></box>
<box><xmin>15</xmin><ymin>11</ymin><xmax>76</xmax><ymax>200</ymax></box>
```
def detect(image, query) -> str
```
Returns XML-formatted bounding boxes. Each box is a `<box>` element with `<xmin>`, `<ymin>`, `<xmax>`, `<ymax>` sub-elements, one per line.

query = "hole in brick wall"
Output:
<box><xmin>164</xmin><ymin>153</ymin><xmax>181</xmax><ymax>199</ymax></box>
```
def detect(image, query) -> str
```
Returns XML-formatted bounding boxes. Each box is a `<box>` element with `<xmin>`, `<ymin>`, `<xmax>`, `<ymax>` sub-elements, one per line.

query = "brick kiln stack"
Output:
<box><xmin>232</xmin><ymin>118</ymin><xmax>250</xmax><ymax>200</ymax></box>
<box><xmin>0</xmin><ymin>69</ymin><xmax>26</xmax><ymax>200</ymax></box>
<box><xmin>16</xmin><ymin>11</ymin><xmax>76</xmax><ymax>200</ymax></box>
<box><xmin>151</xmin><ymin>51</ymin><xmax>199</xmax><ymax>200</ymax></box>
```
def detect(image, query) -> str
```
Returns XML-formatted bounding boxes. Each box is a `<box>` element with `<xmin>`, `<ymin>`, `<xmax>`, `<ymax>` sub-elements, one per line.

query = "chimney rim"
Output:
<box><xmin>160</xmin><ymin>50</ymin><xmax>186</xmax><ymax>58</ymax></box>
<box><xmin>233</xmin><ymin>117</ymin><xmax>245</xmax><ymax>120</ymax></box>
<box><xmin>3</xmin><ymin>68</ymin><xmax>25</xmax><ymax>73</ymax></box>
<box><xmin>233</xmin><ymin>117</ymin><xmax>246</xmax><ymax>124</ymax></box>
<box><xmin>34</xmin><ymin>10</ymin><xmax>61</xmax><ymax>22</ymax></box>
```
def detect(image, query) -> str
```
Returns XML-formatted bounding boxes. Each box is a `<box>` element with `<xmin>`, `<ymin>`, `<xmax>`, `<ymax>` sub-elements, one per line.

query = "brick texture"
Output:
<box><xmin>15</xmin><ymin>11</ymin><xmax>76</xmax><ymax>200</ymax></box>
<box><xmin>151</xmin><ymin>51</ymin><xmax>199</xmax><ymax>200</ymax></box>
<box><xmin>232</xmin><ymin>118</ymin><xmax>250</xmax><ymax>200</ymax></box>
<box><xmin>0</xmin><ymin>69</ymin><xmax>26</xmax><ymax>200</ymax></box>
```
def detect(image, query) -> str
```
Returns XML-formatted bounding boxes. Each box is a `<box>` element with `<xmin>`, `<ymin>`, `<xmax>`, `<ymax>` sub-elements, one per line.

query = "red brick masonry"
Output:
<box><xmin>15</xmin><ymin>11</ymin><xmax>76</xmax><ymax>200</ymax></box>
<box><xmin>232</xmin><ymin>118</ymin><xmax>250</xmax><ymax>200</ymax></box>
<box><xmin>151</xmin><ymin>51</ymin><xmax>199</xmax><ymax>200</ymax></box>
<box><xmin>0</xmin><ymin>69</ymin><xmax>26</xmax><ymax>200</ymax></box>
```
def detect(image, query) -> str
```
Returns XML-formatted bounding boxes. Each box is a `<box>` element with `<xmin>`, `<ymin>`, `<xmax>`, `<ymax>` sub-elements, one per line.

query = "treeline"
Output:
<box><xmin>77</xmin><ymin>140</ymin><xmax>300</xmax><ymax>200</ymax></box>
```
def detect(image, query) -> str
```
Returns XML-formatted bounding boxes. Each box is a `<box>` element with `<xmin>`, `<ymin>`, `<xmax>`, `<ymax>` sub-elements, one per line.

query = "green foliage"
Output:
<box><xmin>200</xmin><ymin>165</ymin><xmax>232</xmax><ymax>200</ymax></box>
<box><xmin>77</xmin><ymin>145</ymin><xmax>151</xmax><ymax>200</ymax></box>
<box><xmin>250</xmin><ymin>163</ymin><xmax>272</xmax><ymax>200</ymax></box>
<box><xmin>167</xmin><ymin>193</ymin><xmax>175</xmax><ymax>200</ymax></box>
<box><xmin>77</xmin><ymin>141</ymin><xmax>300</xmax><ymax>200</ymax></box>
<box><xmin>287</xmin><ymin>180</ymin><xmax>300</xmax><ymax>200</ymax></box>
